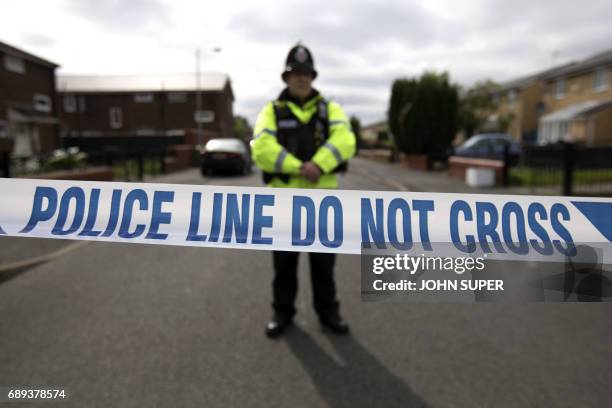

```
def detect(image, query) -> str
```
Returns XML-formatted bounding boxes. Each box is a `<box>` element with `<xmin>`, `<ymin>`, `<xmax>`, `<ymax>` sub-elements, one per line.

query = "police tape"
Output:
<box><xmin>0</xmin><ymin>178</ymin><xmax>610</xmax><ymax>261</ymax></box>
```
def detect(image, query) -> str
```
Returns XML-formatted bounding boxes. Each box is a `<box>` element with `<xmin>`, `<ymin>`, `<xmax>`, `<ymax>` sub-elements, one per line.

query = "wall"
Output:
<box><xmin>594</xmin><ymin>105</ymin><xmax>612</xmax><ymax>145</ymax></box>
<box><xmin>0</xmin><ymin>50</ymin><xmax>59</xmax><ymax>155</ymax></box>
<box><xmin>520</xmin><ymin>82</ymin><xmax>545</xmax><ymax>140</ymax></box>
<box><xmin>542</xmin><ymin>70</ymin><xmax>612</xmax><ymax>112</ymax></box>
<box><xmin>59</xmin><ymin>89</ymin><xmax>233</xmax><ymax>138</ymax></box>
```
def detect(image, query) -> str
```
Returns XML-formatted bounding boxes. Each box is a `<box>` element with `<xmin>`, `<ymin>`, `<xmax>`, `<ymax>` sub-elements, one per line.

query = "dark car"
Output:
<box><xmin>200</xmin><ymin>138</ymin><xmax>251</xmax><ymax>176</ymax></box>
<box><xmin>454</xmin><ymin>133</ymin><xmax>522</xmax><ymax>165</ymax></box>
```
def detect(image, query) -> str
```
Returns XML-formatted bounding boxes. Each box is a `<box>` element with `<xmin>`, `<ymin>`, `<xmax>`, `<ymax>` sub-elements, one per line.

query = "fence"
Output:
<box><xmin>516</xmin><ymin>143</ymin><xmax>612</xmax><ymax>196</ymax></box>
<box><xmin>62</xmin><ymin>134</ymin><xmax>187</xmax><ymax>181</ymax></box>
<box><xmin>0</xmin><ymin>138</ymin><xmax>12</xmax><ymax>177</ymax></box>
<box><xmin>0</xmin><ymin>134</ymin><xmax>189</xmax><ymax>180</ymax></box>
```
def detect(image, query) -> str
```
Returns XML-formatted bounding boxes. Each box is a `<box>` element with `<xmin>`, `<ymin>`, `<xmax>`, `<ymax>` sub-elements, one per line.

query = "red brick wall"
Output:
<box><xmin>448</xmin><ymin>156</ymin><xmax>505</xmax><ymax>185</ymax></box>
<box><xmin>0</xmin><ymin>50</ymin><xmax>59</xmax><ymax>154</ymax></box>
<box><xmin>59</xmin><ymin>89</ymin><xmax>234</xmax><ymax>138</ymax></box>
<box><xmin>0</xmin><ymin>57</ymin><xmax>56</xmax><ymax>109</ymax></box>
<box><xmin>28</xmin><ymin>166</ymin><xmax>114</xmax><ymax>181</ymax></box>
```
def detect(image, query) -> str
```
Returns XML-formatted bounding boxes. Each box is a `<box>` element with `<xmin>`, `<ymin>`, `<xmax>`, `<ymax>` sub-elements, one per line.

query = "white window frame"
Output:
<box><xmin>593</xmin><ymin>67</ymin><xmax>609</xmax><ymax>92</ymax></box>
<box><xmin>63</xmin><ymin>95</ymin><xmax>77</xmax><ymax>113</ymax></box>
<box><xmin>559</xmin><ymin>121</ymin><xmax>569</xmax><ymax>142</ymax></box>
<box><xmin>136</xmin><ymin>129</ymin><xmax>156</xmax><ymax>136</ymax></box>
<box><xmin>507</xmin><ymin>90</ymin><xmax>517</xmax><ymax>104</ymax></box>
<box><xmin>33</xmin><ymin>94</ymin><xmax>52</xmax><ymax>112</ymax></box>
<box><xmin>168</xmin><ymin>92</ymin><xmax>187</xmax><ymax>103</ymax></box>
<box><xmin>4</xmin><ymin>54</ymin><xmax>25</xmax><ymax>74</ymax></box>
<box><xmin>134</xmin><ymin>93</ymin><xmax>154</xmax><ymax>103</ymax></box>
<box><xmin>554</xmin><ymin>78</ymin><xmax>566</xmax><ymax>100</ymax></box>
<box><xmin>109</xmin><ymin>107</ymin><xmax>123</xmax><ymax>129</ymax></box>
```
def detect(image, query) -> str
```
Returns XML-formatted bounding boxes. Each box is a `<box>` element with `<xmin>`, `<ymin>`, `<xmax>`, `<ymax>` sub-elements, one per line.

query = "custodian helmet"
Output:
<box><xmin>282</xmin><ymin>44</ymin><xmax>317</xmax><ymax>81</ymax></box>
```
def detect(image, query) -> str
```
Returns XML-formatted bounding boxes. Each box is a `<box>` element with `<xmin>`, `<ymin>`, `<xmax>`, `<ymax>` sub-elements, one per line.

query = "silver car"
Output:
<box><xmin>200</xmin><ymin>138</ymin><xmax>252</xmax><ymax>176</ymax></box>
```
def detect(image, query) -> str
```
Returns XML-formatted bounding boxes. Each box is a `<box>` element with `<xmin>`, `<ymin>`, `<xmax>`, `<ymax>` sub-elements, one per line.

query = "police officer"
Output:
<box><xmin>252</xmin><ymin>44</ymin><xmax>356</xmax><ymax>338</ymax></box>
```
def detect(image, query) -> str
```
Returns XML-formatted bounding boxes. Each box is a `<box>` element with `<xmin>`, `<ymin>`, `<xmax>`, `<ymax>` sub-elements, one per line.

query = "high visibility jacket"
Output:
<box><xmin>251</xmin><ymin>89</ymin><xmax>356</xmax><ymax>188</ymax></box>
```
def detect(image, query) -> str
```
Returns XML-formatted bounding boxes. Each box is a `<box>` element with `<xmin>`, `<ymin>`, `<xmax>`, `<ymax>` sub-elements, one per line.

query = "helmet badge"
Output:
<box><xmin>295</xmin><ymin>47</ymin><xmax>308</xmax><ymax>63</ymax></box>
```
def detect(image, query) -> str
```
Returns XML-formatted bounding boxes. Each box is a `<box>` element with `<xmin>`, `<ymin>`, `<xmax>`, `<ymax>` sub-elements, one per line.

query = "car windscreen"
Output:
<box><xmin>462</xmin><ymin>134</ymin><xmax>510</xmax><ymax>148</ymax></box>
<box><xmin>461</xmin><ymin>136</ymin><xmax>485</xmax><ymax>148</ymax></box>
<box><xmin>205</xmin><ymin>139</ymin><xmax>246</xmax><ymax>153</ymax></box>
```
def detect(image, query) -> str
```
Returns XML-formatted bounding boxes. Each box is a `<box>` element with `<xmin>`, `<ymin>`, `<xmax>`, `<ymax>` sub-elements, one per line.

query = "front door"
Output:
<box><xmin>11</xmin><ymin>123</ymin><xmax>33</xmax><ymax>158</ymax></box>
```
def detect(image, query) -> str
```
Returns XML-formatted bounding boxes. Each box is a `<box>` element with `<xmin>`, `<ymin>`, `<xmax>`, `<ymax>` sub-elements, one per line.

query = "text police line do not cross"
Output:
<box><xmin>2</xmin><ymin>179</ymin><xmax>609</xmax><ymax>257</ymax></box>
<box><xmin>11</xmin><ymin>187</ymin><xmax>585</xmax><ymax>253</ymax></box>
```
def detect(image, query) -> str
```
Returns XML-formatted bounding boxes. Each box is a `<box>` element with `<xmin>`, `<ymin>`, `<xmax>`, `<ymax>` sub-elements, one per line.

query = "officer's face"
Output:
<box><xmin>286</xmin><ymin>70</ymin><xmax>314</xmax><ymax>99</ymax></box>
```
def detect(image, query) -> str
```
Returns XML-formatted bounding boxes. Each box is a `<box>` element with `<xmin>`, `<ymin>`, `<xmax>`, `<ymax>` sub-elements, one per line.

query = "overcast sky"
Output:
<box><xmin>1</xmin><ymin>0</ymin><xmax>611</xmax><ymax>125</ymax></box>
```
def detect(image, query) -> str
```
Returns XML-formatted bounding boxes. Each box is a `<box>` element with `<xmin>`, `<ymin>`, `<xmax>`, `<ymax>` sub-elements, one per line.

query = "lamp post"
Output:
<box><xmin>195</xmin><ymin>46</ymin><xmax>222</xmax><ymax>150</ymax></box>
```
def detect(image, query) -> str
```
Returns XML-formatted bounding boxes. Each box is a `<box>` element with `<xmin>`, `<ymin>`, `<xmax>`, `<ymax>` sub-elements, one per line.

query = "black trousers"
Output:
<box><xmin>272</xmin><ymin>251</ymin><xmax>339</xmax><ymax>318</ymax></box>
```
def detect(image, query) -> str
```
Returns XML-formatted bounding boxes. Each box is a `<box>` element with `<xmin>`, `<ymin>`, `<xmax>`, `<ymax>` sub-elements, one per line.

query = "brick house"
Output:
<box><xmin>0</xmin><ymin>40</ymin><xmax>60</xmax><ymax>158</ymax></box>
<box><xmin>490</xmin><ymin>75</ymin><xmax>546</xmax><ymax>143</ymax></box>
<box><xmin>361</xmin><ymin>120</ymin><xmax>388</xmax><ymax>144</ymax></box>
<box><xmin>538</xmin><ymin>50</ymin><xmax>612</xmax><ymax>145</ymax></box>
<box><xmin>492</xmin><ymin>48</ymin><xmax>612</xmax><ymax>146</ymax></box>
<box><xmin>57</xmin><ymin>73</ymin><xmax>234</xmax><ymax>143</ymax></box>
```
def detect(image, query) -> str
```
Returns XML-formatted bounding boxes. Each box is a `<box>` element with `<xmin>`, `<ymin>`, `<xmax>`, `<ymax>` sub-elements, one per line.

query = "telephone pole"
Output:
<box><xmin>195</xmin><ymin>48</ymin><xmax>203</xmax><ymax>148</ymax></box>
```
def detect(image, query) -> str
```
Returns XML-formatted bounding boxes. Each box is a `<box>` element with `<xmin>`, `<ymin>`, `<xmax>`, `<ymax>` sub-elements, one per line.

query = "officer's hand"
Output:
<box><xmin>300</xmin><ymin>161</ymin><xmax>322</xmax><ymax>183</ymax></box>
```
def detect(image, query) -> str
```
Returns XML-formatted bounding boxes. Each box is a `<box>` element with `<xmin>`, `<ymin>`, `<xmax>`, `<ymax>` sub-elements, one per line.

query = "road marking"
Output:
<box><xmin>351</xmin><ymin>166</ymin><xmax>411</xmax><ymax>191</ymax></box>
<box><xmin>0</xmin><ymin>241</ymin><xmax>90</xmax><ymax>275</ymax></box>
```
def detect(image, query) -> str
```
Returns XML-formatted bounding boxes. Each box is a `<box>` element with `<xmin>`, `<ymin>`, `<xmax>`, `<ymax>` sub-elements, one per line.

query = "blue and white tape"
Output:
<box><xmin>0</xmin><ymin>178</ymin><xmax>610</xmax><ymax>261</ymax></box>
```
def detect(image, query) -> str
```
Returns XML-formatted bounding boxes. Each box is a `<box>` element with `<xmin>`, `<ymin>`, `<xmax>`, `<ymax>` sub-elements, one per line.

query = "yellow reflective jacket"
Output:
<box><xmin>251</xmin><ymin>89</ymin><xmax>356</xmax><ymax>188</ymax></box>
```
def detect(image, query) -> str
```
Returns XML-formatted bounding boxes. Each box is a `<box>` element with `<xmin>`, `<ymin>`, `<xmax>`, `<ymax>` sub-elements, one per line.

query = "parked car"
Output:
<box><xmin>454</xmin><ymin>133</ymin><xmax>521</xmax><ymax>165</ymax></box>
<box><xmin>200</xmin><ymin>138</ymin><xmax>251</xmax><ymax>175</ymax></box>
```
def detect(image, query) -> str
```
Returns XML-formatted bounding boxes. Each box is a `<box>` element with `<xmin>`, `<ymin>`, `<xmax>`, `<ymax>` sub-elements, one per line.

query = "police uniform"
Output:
<box><xmin>251</xmin><ymin>44</ymin><xmax>356</xmax><ymax>336</ymax></box>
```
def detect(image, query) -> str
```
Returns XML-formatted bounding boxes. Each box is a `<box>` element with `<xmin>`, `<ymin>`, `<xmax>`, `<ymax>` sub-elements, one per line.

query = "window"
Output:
<box><xmin>168</xmin><ymin>92</ymin><xmax>187</xmax><ymax>103</ymax></box>
<box><xmin>554</xmin><ymin>78</ymin><xmax>566</xmax><ymax>100</ymax></box>
<box><xmin>109</xmin><ymin>107</ymin><xmax>123</xmax><ymax>129</ymax></box>
<box><xmin>559</xmin><ymin>122</ymin><xmax>569</xmax><ymax>141</ymax></box>
<box><xmin>78</xmin><ymin>96</ymin><xmax>86</xmax><ymax>112</ymax></box>
<box><xmin>63</xmin><ymin>95</ymin><xmax>77</xmax><ymax>112</ymax></box>
<box><xmin>33</xmin><ymin>94</ymin><xmax>52</xmax><ymax>112</ymax></box>
<box><xmin>0</xmin><ymin>120</ymin><xmax>8</xmax><ymax>138</ymax></box>
<box><xmin>593</xmin><ymin>67</ymin><xmax>609</xmax><ymax>92</ymax></box>
<box><xmin>4</xmin><ymin>54</ymin><xmax>25</xmax><ymax>73</ymax></box>
<box><xmin>507</xmin><ymin>90</ymin><xmax>517</xmax><ymax>104</ymax></box>
<box><xmin>194</xmin><ymin>110</ymin><xmax>214</xmax><ymax>123</ymax></box>
<box><xmin>134</xmin><ymin>93</ymin><xmax>154</xmax><ymax>103</ymax></box>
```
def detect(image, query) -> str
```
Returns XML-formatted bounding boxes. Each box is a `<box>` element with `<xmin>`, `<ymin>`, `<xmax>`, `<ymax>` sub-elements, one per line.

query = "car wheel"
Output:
<box><xmin>242</xmin><ymin>161</ymin><xmax>250</xmax><ymax>175</ymax></box>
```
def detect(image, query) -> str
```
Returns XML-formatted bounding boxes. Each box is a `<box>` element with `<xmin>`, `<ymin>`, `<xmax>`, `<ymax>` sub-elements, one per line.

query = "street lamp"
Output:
<box><xmin>195</xmin><ymin>46</ymin><xmax>222</xmax><ymax>150</ymax></box>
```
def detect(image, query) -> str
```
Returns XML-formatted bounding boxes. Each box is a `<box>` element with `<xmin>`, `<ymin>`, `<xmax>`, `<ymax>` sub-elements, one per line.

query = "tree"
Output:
<box><xmin>233</xmin><ymin>115</ymin><xmax>252</xmax><ymax>141</ymax></box>
<box><xmin>388</xmin><ymin>71</ymin><xmax>459</xmax><ymax>156</ymax></box>
<box><xmin>457</xmin><ymin>79</ymin><xmax>500</xmax><ymax>138</ymax></box>
<box><xmin>388</xmin><ymin>78</ymin><xmax>418</xmax><ymax>153</ymax></box>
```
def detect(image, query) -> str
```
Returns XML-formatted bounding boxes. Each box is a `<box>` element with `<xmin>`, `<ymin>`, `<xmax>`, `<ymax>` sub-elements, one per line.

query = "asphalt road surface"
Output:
<box><xmin>1</xmin><ymin>160</ymin><xmax>611</xmax><ymax>407</ymax></box>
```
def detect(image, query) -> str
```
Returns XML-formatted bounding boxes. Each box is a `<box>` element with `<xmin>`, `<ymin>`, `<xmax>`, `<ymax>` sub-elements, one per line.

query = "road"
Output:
<box><xmin>1</xmin><ymin>159</ymin><xmax>611</xmax><ymax>407</ymax></box>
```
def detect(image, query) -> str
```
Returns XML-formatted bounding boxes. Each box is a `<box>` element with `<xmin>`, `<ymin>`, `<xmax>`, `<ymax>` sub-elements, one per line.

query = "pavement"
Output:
<box><xmin>0</xmin><ymin>237</ymin><xmax>73</xmax><ymax>266</ymax></box>
<box><xmin>1</xmin><ymin>162</ymin><xmax>611</xmax><ymax>407</ymax></box>
<box><xmin>350</xmin><ymin>156</ymin><xmax>535</xmax><ymax>195</ymax></box>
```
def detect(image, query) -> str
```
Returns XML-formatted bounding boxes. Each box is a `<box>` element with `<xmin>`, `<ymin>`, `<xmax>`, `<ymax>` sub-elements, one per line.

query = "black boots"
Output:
<box><xmin>265</xmin><ymin>314</ymin><xmax>293</xmax><ymax>338</ymax></box>
<box><xmin>319</xmin><ymin>313</ymin><xmax>350</xmax><ymax>335</ymax></box>
<box><xmin>265</xmin><ymin>313</ymin><xmax>350</xmax><ymax>338</ymax></box>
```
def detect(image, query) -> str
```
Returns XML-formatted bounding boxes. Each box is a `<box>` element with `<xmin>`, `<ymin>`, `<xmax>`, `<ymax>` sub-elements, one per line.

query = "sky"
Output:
<box><xmin>1</xmin><ymin>0</ymin><xmax>611</xmax><ymax>125</ymax></box>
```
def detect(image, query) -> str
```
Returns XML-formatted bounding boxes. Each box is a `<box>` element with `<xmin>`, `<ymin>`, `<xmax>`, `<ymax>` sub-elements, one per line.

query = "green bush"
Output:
<box><xmin>43</xmin><ymin>147</ymin><xmax>88</xmax><ymax>172</ymax></box>
<box><xmin>389</xmin><ymin>72</ymin><xmax>458</xmax><ymax>155</ymax></box>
